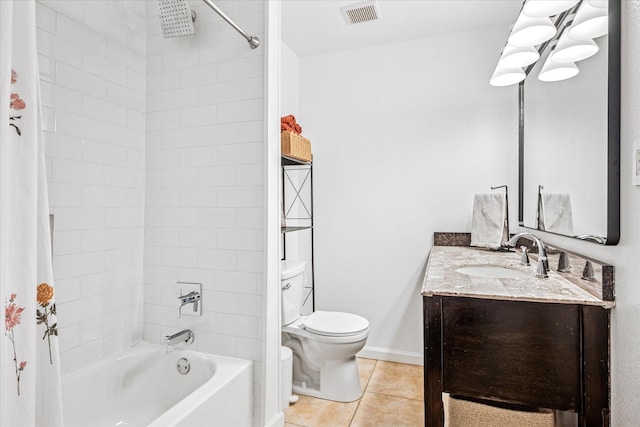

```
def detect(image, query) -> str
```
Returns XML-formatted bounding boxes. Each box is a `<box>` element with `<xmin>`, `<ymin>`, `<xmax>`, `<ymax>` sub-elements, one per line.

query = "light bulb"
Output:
<box><xmin>538</xmin><ymin>60</ymin><xmax>579</xmax><ymax>82</ymax></box>
<box><xmin>551</xmin><ymin>37</ymin><xmax>599</xmax><ymax>62</ymax></box>
<box><xmin>490</xmin><ymin>67</ymin><xmax>526</xmax><ymax>87</ymax></box>
<box><xmin>499</xmin><ymin>44</ymin><xmax>540</xmax><ymax>68</ymax></box>
<box><xmin>508</xmin><ymin>14</ymin><xmax>557</xmax><ymax>47</ymax></box>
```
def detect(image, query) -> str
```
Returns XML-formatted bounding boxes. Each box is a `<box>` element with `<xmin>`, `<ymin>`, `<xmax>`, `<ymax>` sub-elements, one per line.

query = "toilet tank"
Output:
<box><xmin>281</xmin><ymin>260</ymin><xmax>306</xmax><ymax>326</ymax></box>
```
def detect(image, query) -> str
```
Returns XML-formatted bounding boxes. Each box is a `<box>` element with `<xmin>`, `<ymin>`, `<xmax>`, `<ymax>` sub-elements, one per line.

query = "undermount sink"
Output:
<box><xmin>456</xmin><ymin>265</ymin><xmax>529</xmax><ymax>279</ymax></box>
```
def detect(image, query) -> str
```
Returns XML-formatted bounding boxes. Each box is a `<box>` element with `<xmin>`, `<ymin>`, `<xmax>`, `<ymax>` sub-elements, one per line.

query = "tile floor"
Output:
<box><xmin>284</xmin><ymin>358</ymin><xmax>424</xmax><ymax>427</ymax></box>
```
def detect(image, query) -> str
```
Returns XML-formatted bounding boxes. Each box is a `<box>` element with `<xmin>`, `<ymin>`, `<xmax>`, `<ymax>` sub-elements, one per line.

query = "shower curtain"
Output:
<box><xmin>0</xmin><ymin>0</ymin><xmax>63</xmax><ymax>425</ymax></box>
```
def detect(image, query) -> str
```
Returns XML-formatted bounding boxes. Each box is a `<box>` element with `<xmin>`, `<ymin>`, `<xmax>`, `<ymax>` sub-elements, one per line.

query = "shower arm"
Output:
<box><xmin>201</xmin><ymin>0</ymin><xmax>260</xmax><ymax>49</ymax></box>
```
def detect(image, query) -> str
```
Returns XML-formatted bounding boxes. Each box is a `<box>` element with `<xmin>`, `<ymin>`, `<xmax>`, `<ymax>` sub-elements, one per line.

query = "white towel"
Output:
<box><xmin>538</xmin><ymin>193</ymin><xmax>573</xmax><ymax>235</ymax></box>
<box><xmin>470</xmin><ymin>193</ymin><xmax>508</xmax><ymax>249</ymax></box>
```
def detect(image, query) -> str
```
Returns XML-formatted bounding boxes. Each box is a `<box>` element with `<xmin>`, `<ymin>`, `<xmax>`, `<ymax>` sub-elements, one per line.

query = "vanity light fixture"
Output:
<box><xmin>568</xmin><ymin>0</ymin><xmax>608</xmax><ymax>40</ymax></box>
<box><xmin>490</xmin><ymin>0</ymin><xmax>607</xmax><ymax>87</ymax></box>
<box><xmin>522</xmin><ymin>0</ymin><xmax>580</xmax><ymax>18</ymax></box>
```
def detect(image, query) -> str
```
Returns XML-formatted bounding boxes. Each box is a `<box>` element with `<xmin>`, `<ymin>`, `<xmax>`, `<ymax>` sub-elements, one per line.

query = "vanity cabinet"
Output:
<box><xmin>423</xmin><ymin>296</ymin><xmax>610</xmax><ymax>426</ymax></box>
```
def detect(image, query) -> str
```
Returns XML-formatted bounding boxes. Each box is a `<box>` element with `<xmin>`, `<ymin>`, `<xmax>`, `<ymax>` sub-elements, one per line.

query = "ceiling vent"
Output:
<box><xmin>341</xmin><ymin>1</ymin><xmax>380</xmax><ymax>25</ymax></box>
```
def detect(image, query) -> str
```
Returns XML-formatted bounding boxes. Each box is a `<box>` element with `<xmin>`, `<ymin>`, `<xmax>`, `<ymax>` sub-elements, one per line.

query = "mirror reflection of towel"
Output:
<box><xmin>538</xmin><ymin>193</ymin><xmax>573</xmax><ymax>235</ymax></box>
<box><xmin>470</xmin><ymin>193</ymin><xmax>508</xmax><ymax>249</ymax></box>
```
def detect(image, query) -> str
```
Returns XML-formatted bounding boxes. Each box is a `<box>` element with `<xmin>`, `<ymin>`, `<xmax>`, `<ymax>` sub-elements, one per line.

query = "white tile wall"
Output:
<box><xmin>36</xmin><ymin>0</ymin><xmax>146</xmax><ymax>376</ymax></box>
<box><xmin>145</xmin><ymin>1</ymin><xmax>266</xmax><ymax>424</ymax></box>
<box><xmin>37</xmin><ymin>1</ymin><xmax>266</xmax><ymax>423</ymax></box>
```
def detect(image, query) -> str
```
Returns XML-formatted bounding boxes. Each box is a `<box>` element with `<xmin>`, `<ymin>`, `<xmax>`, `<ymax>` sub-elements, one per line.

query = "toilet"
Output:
<box><xmin>281</xmin><ymin>260</ymin><xmax>369</xmax><ymax>402</ymax></box>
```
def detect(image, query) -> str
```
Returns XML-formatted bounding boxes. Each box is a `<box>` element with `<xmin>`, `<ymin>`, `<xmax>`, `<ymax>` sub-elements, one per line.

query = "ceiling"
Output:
<box><xmin>281</xmin><ymin>0</ymin><xmax>523</xmax><ymax>57</ymax></box>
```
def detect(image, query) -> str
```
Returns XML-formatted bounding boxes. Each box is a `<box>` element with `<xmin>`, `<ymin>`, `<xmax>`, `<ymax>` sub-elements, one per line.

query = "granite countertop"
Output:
<box><xmin>422</xmin><ymin>246</ymin><xmax>614</xmax><ymax>308</ymax></box>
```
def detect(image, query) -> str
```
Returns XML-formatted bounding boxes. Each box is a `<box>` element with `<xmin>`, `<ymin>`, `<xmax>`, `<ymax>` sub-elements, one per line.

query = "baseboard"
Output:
<box><xmin>264</xmin><ymin>411</ymin><xmax>285</xmax><ymax>427</ymax></box>
<box><xmin>359</xmin><ymin>346</ymin><xmax>423</xmax><ymax>366</ymax></box>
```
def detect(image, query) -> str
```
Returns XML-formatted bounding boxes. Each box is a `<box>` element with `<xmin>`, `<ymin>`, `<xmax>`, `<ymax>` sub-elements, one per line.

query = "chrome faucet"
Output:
<box><xmin>178</xmin><ymin>290</ymin><xmax>201</xmax><ymax>317</ymax></box>
<box><xmin>164</xmin><ymin>329</ymin><xmax>194</xmax><ymax>346</ymax></box>
<box><xmin>504</xmin><ymin>232</ymin><xmax>548</xmax><ymax>278</ymax></box>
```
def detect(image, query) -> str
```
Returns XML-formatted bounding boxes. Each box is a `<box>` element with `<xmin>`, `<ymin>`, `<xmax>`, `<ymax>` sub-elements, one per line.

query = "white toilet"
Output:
<box><xmin>281</xmin><ymin>260</ymin><xmax>369</xmax><ymax>402</ymax></box>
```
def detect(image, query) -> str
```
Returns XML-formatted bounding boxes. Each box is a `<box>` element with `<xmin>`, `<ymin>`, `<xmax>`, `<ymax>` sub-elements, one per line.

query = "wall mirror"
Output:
<box><xmin>518</xmin><ymin>0</ymin><xmax>620</xmax><ymax>245</ymax></box>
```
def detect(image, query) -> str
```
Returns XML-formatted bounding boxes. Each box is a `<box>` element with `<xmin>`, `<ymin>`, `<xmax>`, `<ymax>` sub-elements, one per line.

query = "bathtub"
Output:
<box><xmin>62</xmin><ymin>343</ymin><xmax>253</xmax><ymax>427</ymax></box>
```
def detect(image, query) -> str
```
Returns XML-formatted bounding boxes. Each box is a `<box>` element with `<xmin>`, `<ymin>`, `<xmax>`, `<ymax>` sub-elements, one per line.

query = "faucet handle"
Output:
<box><xmin>536</xmin><ymin>257</ymin><xmax>549</xmax><ymax>278</ymax></box>
<box><xmin>557</xmin><ymin>251</ymin><xmax>571</xmax><ymax>273</ymax></box>
<box><xmin>581</xmin><ymin>261</ymin><xmax>595</xmax><ymax>281</ymax></box>
<box><xmin>520</xmin><ymin>246</ymin><xmax>530</xmax><ymax>266</ymax></box>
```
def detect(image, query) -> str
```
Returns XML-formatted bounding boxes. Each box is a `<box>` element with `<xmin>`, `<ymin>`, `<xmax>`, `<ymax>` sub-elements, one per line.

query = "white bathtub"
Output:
<box><xmin>62</xmin><ymin>343</ymin><xmax>253</xmax><ymax>427</ymax></box>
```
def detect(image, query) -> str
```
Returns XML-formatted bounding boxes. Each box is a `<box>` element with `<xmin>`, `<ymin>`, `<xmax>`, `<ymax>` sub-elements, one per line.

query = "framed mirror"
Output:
<box><xmin>518</xmin><ymin>0</ymin><xmax>620</xmax><ymax>245</ymax></box>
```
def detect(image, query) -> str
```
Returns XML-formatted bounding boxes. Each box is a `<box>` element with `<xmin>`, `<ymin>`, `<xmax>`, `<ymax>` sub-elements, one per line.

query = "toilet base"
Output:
<box><xmin>292</xmin><ymin>356</ymin><xmax>362</xmax><ymax>402</ymax></box>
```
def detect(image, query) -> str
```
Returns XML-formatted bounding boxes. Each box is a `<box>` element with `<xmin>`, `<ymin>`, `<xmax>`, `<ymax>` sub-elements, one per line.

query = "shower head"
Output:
<box><xmin>157</xmin><ymin>0</ymin><xmax>195</xmax><ymax>38</ymax></box>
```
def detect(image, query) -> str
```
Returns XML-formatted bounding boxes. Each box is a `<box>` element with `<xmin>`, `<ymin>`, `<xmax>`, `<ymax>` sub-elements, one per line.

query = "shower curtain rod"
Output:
<box><xmin>201</xmin><ymin>0</ymin><xmax>260</xmax><ymax>49</ymax></box>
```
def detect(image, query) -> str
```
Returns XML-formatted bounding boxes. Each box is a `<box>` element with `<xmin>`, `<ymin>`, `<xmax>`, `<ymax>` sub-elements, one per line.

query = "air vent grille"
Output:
<box><xmin>341</xmin><ymin>1</ymin><xmax>380</xmax><ymax>25</ymax></box>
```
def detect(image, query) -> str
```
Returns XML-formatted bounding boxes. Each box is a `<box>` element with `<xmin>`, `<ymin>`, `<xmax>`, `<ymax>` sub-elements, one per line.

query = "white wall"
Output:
<box><xmin>143</xmin><ymin>1</ymin><xmax>266</xmax><ymax>423</ymax></box>
<box><xmin>36</xmin><ymin>0</ymin><xmax>147</xmax><ymax>376</ymax></box>
<box><xmin>297</xmin><ymin>27</ymin><xmax>518</xmax><ymax>362</ymax></box>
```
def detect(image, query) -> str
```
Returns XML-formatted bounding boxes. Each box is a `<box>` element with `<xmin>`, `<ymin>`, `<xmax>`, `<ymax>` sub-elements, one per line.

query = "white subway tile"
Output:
<box><xmin>237</xmin><ymin>337</ymin><xmax>261</xmax><ymax>360</ymax></box>
<box><xmin>38</xmin><ymin>54</ymin><xmax>56</xmax><ymax>83</ymax></box>
<box><xmin>52</xmin><ymin>230</ymin><xmax>82</xmax><ymax>256</ymax></box>
<box><xmin>179</xmin><ymin>187</ymin><xmax>218</xmax><ymax>207</ymax></box>
<box><xmin>43</xmin><ymin>132</ymin><xmax>83</xmax><ymax>161</ymax></box>
<box><xmin>84</xmin><ymin>95</ymin><xmax>128</xmax><ymax>126</ymax></box>
<box><xmin>216</xmin><ymin>142</ymin><xmax>261</xmax><ymax>165</ymax></box>
<box><xmin>57</xmin><ymin>14</ymin><xmax>108</xmax><ymax>55</ymax></box>
<box><xmin>198</xmin><ymin>81</ymin><xmax>238</xmax><ymax>105</ymax></box>
<box><xmin>52</xmin><ymin>207</ymin><xmax>105</xmax><ymax>231</ymax></box>
<box><xmin>161</xmin><ymin>168</ymin><xmax>198</xmax><ymax>188</ymax></box>
<box><xmin>40</xmin><ymin>0</ymin><xmax>84</xmax><ymax>24</ymax></box>
<box><xmin>161</xmin><ymin>247</ymin><xmax>198</xmax><ymax>268</ymax></box>
<box><xmin>180</xmin><ymin>104</ymin><xmax>218</xmax><ymax>128</ymax></box>
<box><xmin>236</xmin><ymin>164</ymin><xmax>263</xmax><ymax>186</ymax></box>
<box><xmin>56</xmin><ymin>63</ymin><xmax>106</xmax><ymax>98</ymax></box>
<box><xmin>162</xmin><ymin>49</ymin><xmax>198</xmax><ymax>72</ymax></box>
<box><xmin>162</xmin><ymin>207</ymin><xmax>198</xmax><ymax>227</ymax></box>
<box><xmin>237</xmin><ymin>294</ymin><xmax>263</xmax><ymax>317</ymax></box>
<box><xmin>216</xmin><ymin>313</ymin><xmax>258</xmax><ymax>339</ymax></box>
<box><xmin>53</xmin><ymin>158</ymin><xmax>104</xmax><ymax>185</ymax></box>
<box><xmin>147</xmin><ymin>110</ymin><xmax>180</xmax><ymax>131</ymax></box>
<box><xmin>197</xmin><ymin>207</ymin><xmax>237</xmax><ymax>228</ymax></box>
<box><xmin>236</xmin><ymin>208</ymin><xmax>263</xmax><ymax>229</ymax></box>
<box><xmin>236</xmin><ymin>250</ymin><xmax>263</xmax><ymax>274</ymax></box>
<box><xmin>48</xmin><ymin>182</ymin><xmax>82</xmax><ymax>207</ymax></box>
<box><xmin>145</xmin><ymin>227</ymin><xmax>180</xmax><ymax>247</ymax></box>
<box><xmin>198</xmin><ymin>165</ymin><xmax>237</xmax><ymax>186</ymax></box>
<box><xmin>53</xmin><ymin>251</ymin><xmax>105</xmax><ymax>279</ymax></box>
<box><xmin>216</xmin><ymin>271</ymin><xmax>258</xmax><ymax>295</ymax></box>
<box><xmin>206</xmin><ymin>291</ymin><xmax>238</xmax><ymax>314</ymax></box>
<box><xmin>216</xmin><ymin>186</ymin><xmax>259</xmax><ymax>207</ymax></box>
<box><xmin>83</xmin><ymin>140</ymin><xmax>128</xmax><ymax>166</ymax></box>
<box><xmin>178</xmin><ymin>228</ymin><xmax>217</xmax><ymax>248</ymax></box>
<box><xmin>197</xmin><ymin>248</ymin><xmax>237</xmax><ymax>271</ymax></box>
<box><xmin>179</xmin><ymin>64</ymin><xmax>218</xmax><ymax>88</ymax></box>
<box><xmin>84</xmin><ymin>53</ymin><xmax>128</xmax><ymax>85</ymax></box>
<box><xmin>58</xmin><ymin>323</ymin><xmax>80</xmax><ymax>353</ymax></box>
<box><xmin>54</xmin><ymin>277</ymin><xmax>82</xmax><ymax>304</ymax></box>
<box><xmin>106</xmin><ymin>124</ymin><xmax>145</xmax><ymax>150</ymax></box>
<box><xmin>60</xmin><ymin>340</ymin><xmax>104</xmax><ymax>377</ymax></box>
<box><xmin>217</xmin><ymin>99</ymin><xmax>263</xmax><ymax>124</ymax></box>
<box><xmin>56</xmin><ymin>110</ymin><xmax>107</xmax><ymax>142</ymax></box>
<box><xmin>179</xmin><ymin>146</ymin><xmax>217</xmax><ymax>167</ymax></box>
<box><xmin>217</xmin><ymin>229</ymin><xmax>259</xmax><ymax>251</ymax></box>
<box><xmin>104</xmin><ymin>165</ymin><xmax>145</xmax><ymax>188</ymax></box>
<box><xmin>195</xmin><ymin>123</ymin><xmax>237</xmax><ymax>146</ymax></box>
<box><xmin>159</xmin><ymin>127</ymin><xmax>197</xmax><ymax>149</ymax></box>
<box><xmin>198</xmin><ymin>39</ymin><xmax>239</xmax><ymax>65</ymax></box>
<box><xmin>195</xmin><ymin>332</ymin><xmax>237</xmax><ymax>358</ymax></box>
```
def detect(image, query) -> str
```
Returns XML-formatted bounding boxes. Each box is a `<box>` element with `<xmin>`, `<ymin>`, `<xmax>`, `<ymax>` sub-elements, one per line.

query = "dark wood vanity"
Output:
<box><xmin>423</xmin><ymin>234</ymin><xmax>614</xmax><ymax>426</ymax></box>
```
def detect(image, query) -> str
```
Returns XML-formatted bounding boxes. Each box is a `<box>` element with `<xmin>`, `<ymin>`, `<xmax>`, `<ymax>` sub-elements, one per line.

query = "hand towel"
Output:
<box><xmin>538</xmin><ymin>193</ymin><xmax>573</xmax><ymax>235</ymax></box>
<box><xmin>470</xmin><ymin>193</ymin><xmax>508</xmax><ymax>249</ymax></box>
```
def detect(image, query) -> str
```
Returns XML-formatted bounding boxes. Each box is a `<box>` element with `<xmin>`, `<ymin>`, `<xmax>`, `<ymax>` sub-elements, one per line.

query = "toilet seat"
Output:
<box><xmin>301</xmin><ymin>311</ymin><xmax>369</xmax><ymax>337</ymax></box>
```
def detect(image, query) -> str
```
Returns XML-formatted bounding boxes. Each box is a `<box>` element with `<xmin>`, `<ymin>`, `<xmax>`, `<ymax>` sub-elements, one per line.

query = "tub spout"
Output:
<box><xmin>164</xmin><ymin>329</ymin><xmax>194</xmax><ymax>346</ymax></box>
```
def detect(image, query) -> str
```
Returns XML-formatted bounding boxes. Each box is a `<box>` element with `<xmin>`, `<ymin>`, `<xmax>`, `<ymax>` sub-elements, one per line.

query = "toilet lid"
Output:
<box><xmin>301</xmin><ymin>311</ymin><xmax>369</xmax><ymax>337</ymax></box>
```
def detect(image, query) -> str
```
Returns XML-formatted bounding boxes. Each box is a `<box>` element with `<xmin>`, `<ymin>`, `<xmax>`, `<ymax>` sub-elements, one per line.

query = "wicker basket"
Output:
<box><xmin>281</xmin><ymin>131</ymin><xmax>311</xmax><ymax>162</ymax></box>
<box><xmin>446</xmin><ymin>395</ymin><xmax>555</xmax><ymax>427</ymax></box>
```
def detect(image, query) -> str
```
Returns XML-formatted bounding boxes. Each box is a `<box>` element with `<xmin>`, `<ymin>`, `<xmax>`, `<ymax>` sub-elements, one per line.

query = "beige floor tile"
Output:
<box><xmin>351</xmin><ymin>392</ymin><xmax>424</xmax><ymax>427</ymax></box>
<box><xmin>284</xmin><ymin>394</ymin><xmax>359</xmax><ymax>427</ymax></box>
<box><xmin>357</xmin><ymin>357</ymin><xmax>377</xmax><ymax>390</ymax></box>
<box><xmin>366</xmin><ymin>361</ymin><xmax>424</xmax><ymax>401</ymax></box>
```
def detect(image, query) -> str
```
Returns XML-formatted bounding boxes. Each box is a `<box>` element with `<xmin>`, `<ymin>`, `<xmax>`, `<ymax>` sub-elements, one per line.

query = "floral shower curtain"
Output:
<box><xmin>0</xmin><ymin>0</ymin><xmax>63</xmax><ymax>425</ymax></box>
